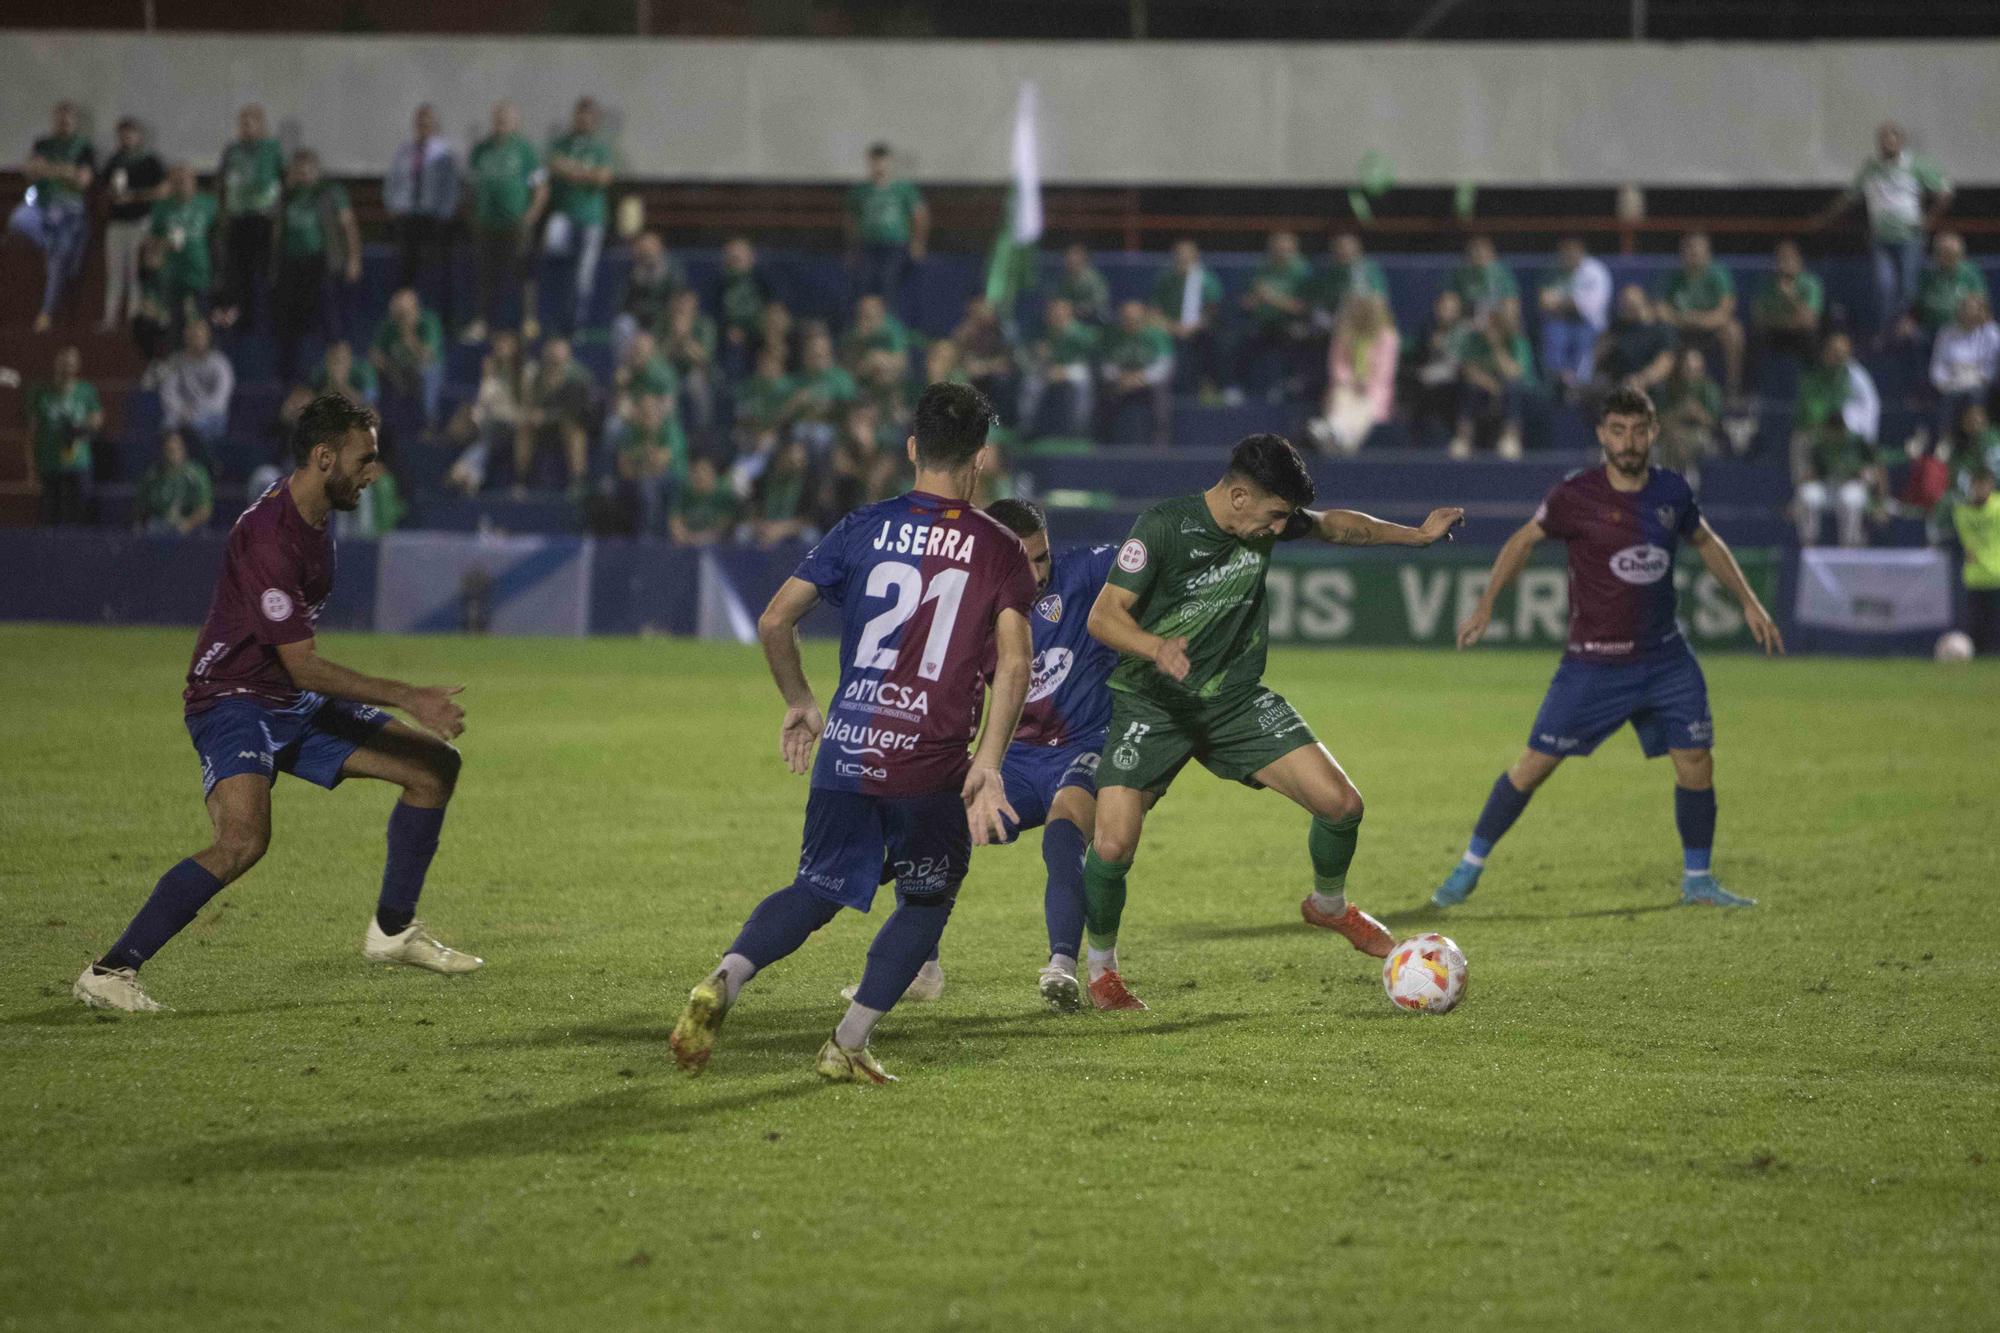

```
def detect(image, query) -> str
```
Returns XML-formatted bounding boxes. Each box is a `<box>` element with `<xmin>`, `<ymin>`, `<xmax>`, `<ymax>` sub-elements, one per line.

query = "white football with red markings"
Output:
<box><xmin>1382</xmin><ymin>932</ymin><xmax>1467</xmax><ymax>1013</ymax></box>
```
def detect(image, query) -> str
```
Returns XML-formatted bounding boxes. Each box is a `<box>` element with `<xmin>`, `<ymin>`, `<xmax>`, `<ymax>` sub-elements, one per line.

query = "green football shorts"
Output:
<box><xmin>1097</xmin><ymin>686</ymin><xmax>1320</xmax><ymax>797</ymax></box>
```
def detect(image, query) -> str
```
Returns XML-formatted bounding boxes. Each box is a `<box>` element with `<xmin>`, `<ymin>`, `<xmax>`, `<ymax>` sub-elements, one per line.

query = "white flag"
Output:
<box><xmin>1010</xmin><ymin>81</ymin><xmax>1042</xmax><ymax>244</ymax></box>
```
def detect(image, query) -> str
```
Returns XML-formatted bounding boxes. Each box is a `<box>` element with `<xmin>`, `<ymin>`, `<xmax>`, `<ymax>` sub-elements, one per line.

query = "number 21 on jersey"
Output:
<box><xmin>854</xmin><ymin>563</ymin><xmax>968</xmax><ymax>681</ymax></box>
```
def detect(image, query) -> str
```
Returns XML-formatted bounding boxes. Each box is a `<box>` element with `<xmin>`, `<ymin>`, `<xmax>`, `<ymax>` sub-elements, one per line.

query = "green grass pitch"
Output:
<box><xmin>2</xmin><ymin>623</ymin><xmax>1995</xmax><ymax>1331</ymax></box>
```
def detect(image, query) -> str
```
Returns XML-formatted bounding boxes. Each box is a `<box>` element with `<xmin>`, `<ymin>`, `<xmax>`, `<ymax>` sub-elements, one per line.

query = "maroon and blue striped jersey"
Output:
<box><xmin>796</xmin><ymin>490</ymin><xmax>1037</xmax><ymax>796</ymax></box>
<box><xmin>1534</xmin><ymin>466</ymin><xmax>1702</xmax><ymax>663</ymax></box>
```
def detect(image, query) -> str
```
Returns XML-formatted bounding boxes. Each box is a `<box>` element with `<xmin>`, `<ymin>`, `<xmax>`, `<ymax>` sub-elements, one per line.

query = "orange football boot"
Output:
<box><xmin>1087</xmin><ymin>969</ymin><xmax>1149</xmax><ymax>1011</ymax></box>
<box><xmin>1300</xmin><ymin>897</ymin><xmax>1395</xmax><ymax>958</ymax></box>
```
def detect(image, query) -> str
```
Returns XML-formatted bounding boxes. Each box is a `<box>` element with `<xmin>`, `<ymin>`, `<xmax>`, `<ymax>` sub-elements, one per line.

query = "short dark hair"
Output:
<box><xmin>985</xmin><ymin>497</ymin><xmax>1047</xmax><ymax>538</ymax></box>
<box><xmin>868</xmin><ymin>141</ymin><xmax>891</xmax><ymax>158</ymax></box>
<box><xmin>292</xmin><ymin>393</ymin><xmax>379</xmax><ymax>466</ymax></box>
<box><xmin>1599</xmin><ymin>386</ymin><xmax>1658</xmax><ymax>424</ymax></box>
<box><xmin>912</xmin><ymin>382</ymin><xmax>995</xmax><ymax>471</ymax></box>
<box><xmin>1224</xmin><ymin>433</ymin><xmax>1315</xmax><ymax>509</ymax></box>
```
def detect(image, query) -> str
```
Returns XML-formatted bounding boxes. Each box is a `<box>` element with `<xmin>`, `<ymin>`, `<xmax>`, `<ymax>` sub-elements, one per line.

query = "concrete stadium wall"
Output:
<box><xmin>3</xmin><ymin>33</ymin><xmax>1996</xmax><ymax>187</ymax></box>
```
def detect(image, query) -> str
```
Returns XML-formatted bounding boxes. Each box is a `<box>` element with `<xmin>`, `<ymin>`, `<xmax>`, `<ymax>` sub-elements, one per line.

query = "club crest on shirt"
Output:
<box><xmin>1657</xmin><ymin>505</ymin><xmax>1678</xmax><ymax>529</ymax></box>
<box><xmin>1035</xmin><ymin>591</ymin><xmax>1063</xmax><ymax>623</ymax></box>
<box><xmin>260</xmin><ymin>588</ymin><xmax>294</xmax><ymax>622</ymax></box>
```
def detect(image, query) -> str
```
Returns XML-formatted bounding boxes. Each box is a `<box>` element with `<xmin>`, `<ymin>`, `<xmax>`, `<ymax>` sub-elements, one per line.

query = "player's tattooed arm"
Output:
<box><xmin>1086</xmin><ymin>583</ymin><xmax>1189</xmax><ymax>682</ymax></box>
<box><xmin>1457</xmin><ymin>519</ymin><xmax>1547</xmax><ymax>650</ymax></box>
<box><xmin>1688</xmin><ymin>520</ymin><xmax>1786</xmax><ymax>655</ymax></box>
<box><xmin>274</xmin><ymin>639</ymin><xmax>465</xmax><ymax>739</ymax></box>
<box><xmin>1305</xmin><ymin>507</ymin><xmax>1466</xmax><ymax>547</ymax></box>
<box><xmin>758</xmin><ymin>576</ymin><xmax>827</xmax><ymax>774</ymax></box>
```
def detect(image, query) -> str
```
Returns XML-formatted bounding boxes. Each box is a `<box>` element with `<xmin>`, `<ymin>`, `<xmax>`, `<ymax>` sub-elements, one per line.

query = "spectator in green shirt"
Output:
<box><xmin>749</xmin><ymin>438</ymin><xmax>818</xmax><ymax>549</ymax></box>
<box><xmin>1817</xmin><ymin>122</ymin><xmax>1955</xmax><ymax>335</ymax></box>
<box><xmin>1238</xmin><ymin>230</ymin><xmax>1313</xmax><ymax>400</ymax></box>
<box><xmin>1099</xmin><ymin>300</ymin><xmax>1173</xmax><ymax>445</ymax></box>
<box><xmin>514</xmin><ymin>337</ymin><xmax>597</xmax><ymax>495</ymax></box>
<box><xmin>147</xmin><ymin>163</ymin><xmax>219</xmax><ymax>334</ymax></box>
<box><xmin>1793</xmin><ymin>332</ymin><xmax>1884</xmax><ymax>547</ymax></box>
<box><xmin>1055</xmin><ymin>243</ymin><xmax>1112</xmax><ymax>326</ymax></box>
<box><xmin>1950</xmin><ymin>467</ymin><xmax>2000</xmax><ymax>654</ymax></box>
<box><xmin>661</xmin><ymin>288</ymin><xmax>718</xmax><ymax>439</ymax></box>
<box><xmin>1149</xmin><ymin>239</ymin><xmax>1224</xmax><ymax>397</ymax></box>
<box><xmin>785</xmin><ymin>329</ymin><xmax>859</xmax><ymax>451</ymax></box>
<box><xmin>1654</xmin><ymin>346</ymin><xmax>1724</xmax><ymax>485</ymax></box>
<box><xmin>8</xmin><ymin>100</ymin><xmax>95</xmax><ymax>332</ymax></box>
<box><xmin>1401</xmin><ymin>289</ymin><xmax>1468</xmax><ymax>445</ymax></box>
<box><xmin>29</xmin><ymin>345</ymin><xmax>102</xmax><ymax>525</ymax></box>
<box><xmin>1023</xmin><ymin>296</ymin><xmax>1099</xmax><ymax>439</ymax></box>
<box><xmin>824</xmin><ymin>401</ymin><xmax>905</xmax><ymax>517</ymax></box>
<box><xmin>607</xmin><ymin>328</ymin><xmax>679</xmax><ymax>436</ymax></box>
<box><xmin>285</xmin><ymin>339</ymin><xmax>380</xmax><ymax>428</ymax></box>
<box><xmin>846</xmin><ymin>142</ymin><xmax>928</xmax><ymax>316</ymax></box>
<box><xmin>465</xmin><ymin>101</ymin><xmax>548</xmax><ymax>344</ymax></box>
<box><xmin>714</xmin><ymin>236</ymin><xmax>774</xmax><ymax>381</ymax></box>
<box><xmin>669</xmin><ymin>455</ymin><xmax>741</xmax><ymax>547</ymax></box>
<box><xmin>274</xmin><ymin>149</ymin><xmax>361</xmax><ymax>385</ymax></box>
<box><xmin>214</xmin><ymin>104</ymin><xmax>284</xmax><ymax>332</ymax></box>
<box><xmin>734</xmin><ymin>343</ymin><xmax>796</xmax><ymax>454</ymax></box>
<box><xmin>615</xmin><ymin>390</ymin><xmax>688</xmax><ymax>537</ymax></box>
<box><xmin>1911</xmin><ymin>232</ymin><xmax>1990</xmax><ymax>338</ymax></box>
<box><xmin>840</xmin><ymin>293</ymin><xmax>912</xmax><ymax>373</ymax></box>
<box><xmin>1656</xmin><ymin>231</ymin><xmax>1744</xmax><ymax>399</ymax></box>
<box><xmin>950</xmin><ymin>297</ymin><xmax>1017</xmax><ymax>424</ymax></box>
<box><xmin>136</xmin><ymin>431</ymin><xmax>214</xmax><ymax>535</ymax></box>
<box><xmin>1310</xmin><ymin>232</ymin><xmax>1390</xmax><ymax>331</ymax></box>
<box><xmin>1448</xmin><ymin>235</ymin><xmax>1519</xmax><ymax>320</ymax></box>
<box><xmin>544</xmin><ymin>96</ymin><xmax>615</xmax><ymax>334</ymax></box>
<box><xmin>1749</xmin><ymin>239</ymin><xmax>1824</xmax><ymax>372</ymax></box>
<box><xmin>1452</xmin><ymin>304</ymin><xmax>1532</xmax><ymax>460</ymax></box>
<box><xmin>613</xmin><ymin>231</ymin><xmax>687</xmax><ymax>358</ymax></box>
<box><xmin>370</xmin><ymin>288</ymin><xmax>446</xmax><ymax>430</ymax></box>
<box><xmin>1595</xmin><ymin>284</ymin><xmax>1677</xmax><ymax>394</ymax></box>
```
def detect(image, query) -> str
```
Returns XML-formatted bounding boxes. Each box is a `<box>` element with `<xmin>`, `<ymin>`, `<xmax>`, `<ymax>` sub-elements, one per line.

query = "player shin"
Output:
<box><xmin>76</xmin><ymin>397</ymin><xmax>477</xmax><ymax>1015</ymax></box>
<box><xmin>1078</xmin><ymin>434</ymin><xmax>1462</xmax><ymax>1009</ymax></box>
<box><xmin>1439</xmin><ymin>387</ymin><xmax>1781</xmax><ymax>910</ymax></box>
<box><xmin>669</xmin><ymin>384</ymin><xmax>1037</xmax><ymax>1082</ymax></box>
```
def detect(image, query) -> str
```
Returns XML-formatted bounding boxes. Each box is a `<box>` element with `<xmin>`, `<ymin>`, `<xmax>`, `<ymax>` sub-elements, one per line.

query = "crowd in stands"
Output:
<box><xmin>8</xmin><ymin>98</ymin><xmax>1997</xmax><ymax>561</ymax></box>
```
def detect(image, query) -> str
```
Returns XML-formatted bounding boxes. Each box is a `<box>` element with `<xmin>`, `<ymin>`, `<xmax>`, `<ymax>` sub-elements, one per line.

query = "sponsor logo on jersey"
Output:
<box><xmin>870</xmin><ymin>518</ymin><xmax>977</xmax><ymax>563</ymax></box>
<box><xmin>1116</xmin><ymin>538</ymin><xmax>1148</xmax><ymax>573</ymax></box>
<box><xmin>1185</xmin><ymin>548</ymin><xmax>1259</xmax><ymax>591</ymax></box>
<box><xmin>841</xmin><ymin>678</ymin><xmax>930</xmax><ymax>716</ymax></box>
<box><xmin>1188</xmin><ymin>547</ymin><xmax>1213</xmax><ymax>558</ymax></box>
<box><xmin>260</xmin><ymin>588</ymin><xmax>295</xmax><ymax>622</ymax></box>
<box><xmin>191</xmin><ymin>639</ymin><xmax>227</xmax><ymax>678</ymax></box>
<box><xmin>825</xmin><ymin>716</ymin><xmax>920</xmax><ymax>756</ymax></box>
<box><xmin>834</xmin><ymin>759</ymin><xmax>890</xmax><ymax>782</ymax></box>
<box><xmin>1026</xmin><ymin>647</ymin><xmax>1075</xmax><ymax>703</ymax></box>
<box><xmin>1608</xmin><ymin>543</ymin><xmax>1671</xmax><ymax>585</ymax></box>
<box><xmin>1035</xmin><ymin>592</ymin><xmax>1063</xmax><ymax>623</ymax></box>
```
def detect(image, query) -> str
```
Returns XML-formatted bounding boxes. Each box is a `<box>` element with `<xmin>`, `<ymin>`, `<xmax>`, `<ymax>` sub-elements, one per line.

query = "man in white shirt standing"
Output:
<box><xmin>1930</xmin><ymin>293</ymin><xmax>1998</xmax><ymax>438</ymax></box>
<box><xmin>385</xmin><ymin>104</ymin><xmax>463</xmax><ymax>332</ymax></box>
<box><xmin>1536</xmin><ymin>237</ymin><xmax>1611</xmax><ymax>396</ymax></box>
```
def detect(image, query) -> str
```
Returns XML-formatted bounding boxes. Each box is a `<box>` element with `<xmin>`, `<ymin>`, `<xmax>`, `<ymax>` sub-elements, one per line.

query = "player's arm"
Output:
<box><xmin>1457</xmin><ymin>518</ymin><xmax>1546</xmax><ymax>649</ymax></box>
<box><xmin>964</xmin><ymin>607</ymin><xmax>1030</xmax><ymax>845</ymax></box>
<box><xmin>758</xmin><ymin>575</ymin><xmax>825</xmax><ymax>774</ymax></box>
<box><xmin>1308</xmin><ymin>507</ymin><xmax>1464</xmax><ymax>548</ymax></box>
<box><xmin>1087</xmin><ymin>583</ymin><xmax>1189</xmax><ymax>682</ymax></box>
<box><xmin>1686</xmin><ymin>519</ymin><xmax>1784</xmax><ymax>655</ymax></box>
<box><xmin>274</xmin><ymin>639</ymin><xmax>464</xmax><ymax>739</ymax></box>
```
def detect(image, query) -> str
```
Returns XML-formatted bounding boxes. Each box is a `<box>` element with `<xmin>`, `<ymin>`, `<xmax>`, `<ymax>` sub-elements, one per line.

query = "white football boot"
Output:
<box><xmin>363</xmin><ymin>918</ymin><xmax>484</xmax><ymax>974</ymax></box>
<box><xmin>1037</xmin><ymin>962</ymin><xmax>1083</xmax><ymax>1013</ymax></box>
<box><xmin>839</xmin><ymin>959</ymin><xmax>944</xmax><ymax>1004</ymax></box>
<box><xmin>73</xmin><ymin>965</ymin><xmax>166</xmax><ymax>1013</ymax></box>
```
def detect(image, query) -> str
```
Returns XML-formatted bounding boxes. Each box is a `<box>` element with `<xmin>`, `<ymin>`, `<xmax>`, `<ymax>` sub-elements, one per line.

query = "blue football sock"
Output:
<box><xmin>887</xmin><ymin>887</ymin><xmax>941</xmax><ymax>963</ymax></box>
<box><xmin>853</xmin><ymin>888</ymin><xmax>958</xmax><ymax>1012</ymax></box>
<box><xmin>1676</xmin><ymin>786</ymin><xmax>1717</xmax><ymax>875</ymax></box>
<box><xmin>99</xmin><ymin>858</ymin><xmax>225</xmax><ymax>971</ymax></box>
<box><xmin>727</xmin><ymin>882</ymin><xmax>842</xmax><ymax>971</ymax></box>
<box><xmin>1467</xmin><ymin>773</ymin><xmax>1534</xmax><ymax>863</ymax></box>
<box><xmin>376</xmin><ymin>802</ymin><xmax>447</xmax><ymax>935</ymax></box>
<box><xmin>1041</xmin><ymin>819</ymin><xmax>1088</xmax><ymax>960</ymax></box>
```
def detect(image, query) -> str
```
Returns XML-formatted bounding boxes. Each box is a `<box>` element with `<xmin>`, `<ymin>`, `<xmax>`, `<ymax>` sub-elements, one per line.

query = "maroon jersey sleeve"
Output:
<box><xmin>236</xmin><ymin>527</ymin><xmax>316</xmax><ymax>647</ymax></box>
<box><xmin>1534</xmin><ymin>479</ymin><xmax>1579</xmax><ymax>540</ymax></box>
<box><xmin>996</xmin><ymin>536</ymin><xmax>1036</xmax><ymax>622</ymax></box>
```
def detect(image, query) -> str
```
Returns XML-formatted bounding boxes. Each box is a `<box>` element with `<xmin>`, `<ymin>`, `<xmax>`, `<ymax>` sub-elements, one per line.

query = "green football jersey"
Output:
<box><xmin>1105</xmin><ymin>492</ymin><xmax>1298</xmax><ymax>703</ymax></box>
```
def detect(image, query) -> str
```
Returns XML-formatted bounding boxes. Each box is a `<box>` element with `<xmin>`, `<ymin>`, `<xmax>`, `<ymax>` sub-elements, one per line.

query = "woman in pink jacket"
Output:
<box><xmin>1319</xmin><ymin>293</ymin><xmax>1399</xmax><ymax>454</ymax></box>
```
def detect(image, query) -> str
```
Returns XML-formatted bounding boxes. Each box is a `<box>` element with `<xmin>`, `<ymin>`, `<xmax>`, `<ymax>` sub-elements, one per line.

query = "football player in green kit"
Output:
<box><xmin>1079</xmin><ymin>433</ymin><xmax>1463</xmax><ymax>1010</ymax></box>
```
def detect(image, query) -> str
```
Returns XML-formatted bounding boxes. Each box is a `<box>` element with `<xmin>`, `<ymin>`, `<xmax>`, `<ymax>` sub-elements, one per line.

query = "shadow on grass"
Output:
<box><xmin>2</xmin><ymin>996</ymin><xmax>366</xmax><ymax>1028</ymax></box>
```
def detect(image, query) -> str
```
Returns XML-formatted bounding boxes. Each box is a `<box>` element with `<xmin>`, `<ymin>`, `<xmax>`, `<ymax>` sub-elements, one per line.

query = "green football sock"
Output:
<box><xmin>1082</xmin><ymin>849</ymin><xmax>1131</xmax><ymax>952</ymax></box>
<box><xmin>1309</xmin><ymin>813</ymin><xmax>1363</xmax><ymax>897</ymax></box>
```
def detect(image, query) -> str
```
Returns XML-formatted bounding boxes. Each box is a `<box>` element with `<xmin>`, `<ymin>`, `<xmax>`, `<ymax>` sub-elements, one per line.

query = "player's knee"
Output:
<box><xmin>212</xmin><ymin>827</ymin><xmax>269</xmax><ymax>878</ymax></box>
<box><xmin>1313</xmin><ymin>785</ymin><xmax>1364</xmax><ymax>824</ymax></box>
<box><xmin>1092</xmin><ymin>827</ymin><xmax>1138</xmax><ymax>864</ymax></box>
<box><xmin>1673</xmin><ymin>749</ymin><xmax>1714</xmax><ymax>788</ymax></box>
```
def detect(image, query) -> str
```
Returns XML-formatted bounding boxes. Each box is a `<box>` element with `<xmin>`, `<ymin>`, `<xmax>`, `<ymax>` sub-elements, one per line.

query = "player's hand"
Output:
<box><xmin>1152</xmin><ymin>636</ymin><xmax>1191</xmax><ymax>682</ymax></box>
<box><xmin>1745</xmin><ymin>604</ymin><xmax>1786</xmax><ymax>656</ymax></box>
<box><xmin>962</xmin><ymin>765</ymin><xmax>1017</xmax><ymax>846</ymax></box>
<box><xmin>408</xmin><ymin>685</ymin><xmax>465</xmax><ymax>740</ymax></box>
<box><xmin>1419</xmin><ymin>507</ymin><xmax>1466</xmax><ymax>545</ymax></box>
<box><xmin>779</xmin><ymin>704</ymin><xmax>825</xmax><ymax>774</ymax></box>
<box><xmin>1455</xmin><ymin>606</ymin><xmax>1492</xmax><ymax>651</ymax></box>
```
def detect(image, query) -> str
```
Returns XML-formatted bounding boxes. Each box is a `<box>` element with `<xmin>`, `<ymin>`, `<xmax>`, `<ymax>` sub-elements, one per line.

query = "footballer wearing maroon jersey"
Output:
<box><xmin>75</xmin><ymin>396</ymin><xmax>482</xmax><ymax>1014</ymax></box>
<box><xmin>1434</xmin><ymin>386</ymin><xmax>1784</xmax><ymax>911</ymax></box>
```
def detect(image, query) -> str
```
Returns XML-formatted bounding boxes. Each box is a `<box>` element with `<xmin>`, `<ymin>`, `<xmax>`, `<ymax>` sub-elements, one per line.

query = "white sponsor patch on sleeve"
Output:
<box><xmin>1117</xmin><ymin>539</ymin><xmax>1148</xmax><ymax>573</ymax></box>
<box><xmin>260</xmin><ymin>588</ymin><xmax>295</xmax><ymax>622</ymax></box>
